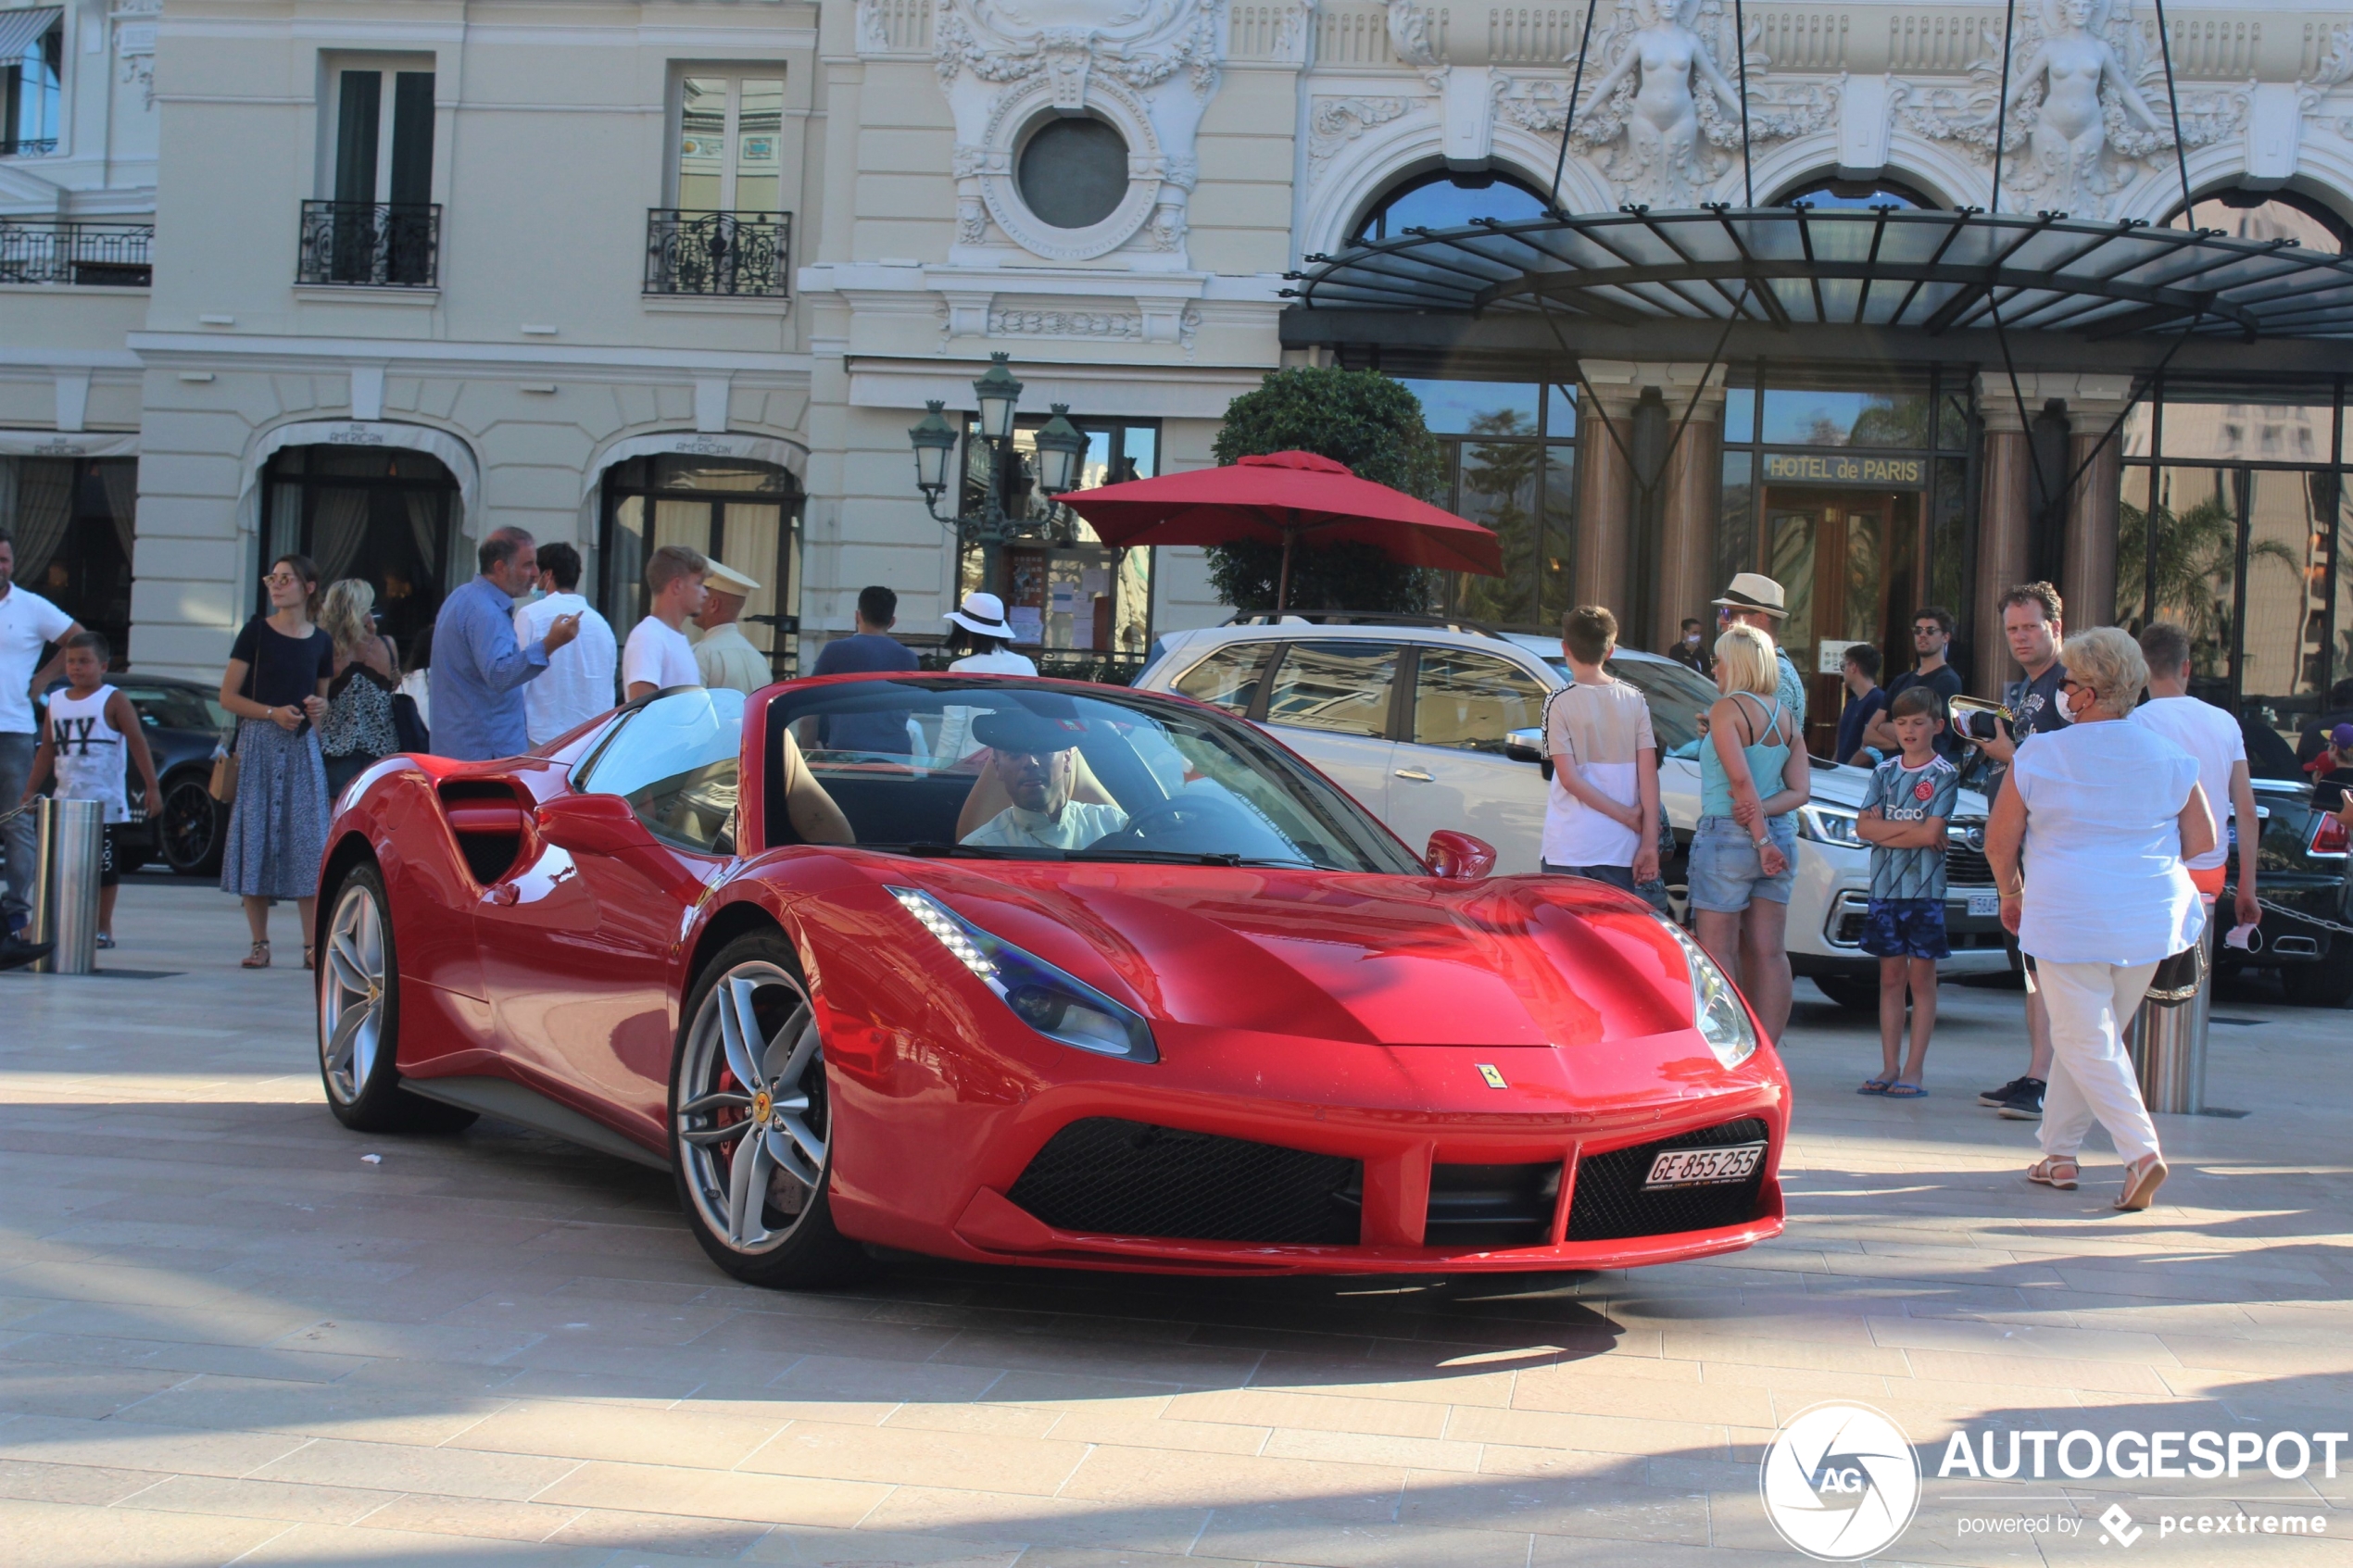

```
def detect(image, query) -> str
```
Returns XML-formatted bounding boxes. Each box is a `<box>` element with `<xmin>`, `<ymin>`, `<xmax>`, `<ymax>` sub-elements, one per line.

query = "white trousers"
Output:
<box><xmin>2035</xmin><ymin>959</ymin><xmax>2162</xmax><ymax>1165</ymax></box>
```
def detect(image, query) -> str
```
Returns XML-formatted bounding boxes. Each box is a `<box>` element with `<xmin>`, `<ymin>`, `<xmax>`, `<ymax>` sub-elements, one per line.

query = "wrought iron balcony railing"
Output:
<box><xmin>644</xmin><ymin>209</ymin><xmax>790</xmax><ymax>298</ymax></box>
<box><xmin>0</xmin><ymin>220</ymin><xmax>154</xmax><ymax>286</ymax></box>
<box><xmin>1</xmin><ymin>137</ymin><xmax>57</xmax><ymax>157</ymax></box>
<box><xmin>296</xmin><ymin>200</ymin><xmax>440</xmax><ymax>287</ymax></box>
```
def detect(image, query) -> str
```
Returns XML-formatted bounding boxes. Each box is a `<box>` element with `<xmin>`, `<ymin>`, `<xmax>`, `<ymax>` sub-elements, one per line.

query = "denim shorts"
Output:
<box><xmin>1688</xmin><ymin>815</ymin><xmax>1796</xmax><ymax>913</ymax></box>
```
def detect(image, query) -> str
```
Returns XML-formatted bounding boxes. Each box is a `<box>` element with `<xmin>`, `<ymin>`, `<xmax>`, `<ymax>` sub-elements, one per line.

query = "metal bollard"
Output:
<box><xmin>2131</xmin><ymin>916</ymin><xmax>2211</xmax><ymax>1115</ymax></box>
<box><xmin>31</xmin><ymin>798</ymin><xmax>102</xmax><ymax>975</ymax></box>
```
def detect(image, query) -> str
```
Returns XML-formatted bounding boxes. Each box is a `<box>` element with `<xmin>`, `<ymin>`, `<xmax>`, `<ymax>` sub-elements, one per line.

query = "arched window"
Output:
<box><xmin>260</xmin><ymin>446</ymin><xmax>459</xmax><ymax>651</ymax></box>
<box><xmin>2167</xmin><ymin>189</ymin><xmax>2349</xmax><ymax>254</ymax></box>
<box><xmin>1350</xmin><ymin>169</ymin><xmax>1549</xmax><ymax>244</ymax></box>
<box><xmin>1769</xmin><ymin>175</ymin><xmax>1939</xmax><ymax>210</ymax></box>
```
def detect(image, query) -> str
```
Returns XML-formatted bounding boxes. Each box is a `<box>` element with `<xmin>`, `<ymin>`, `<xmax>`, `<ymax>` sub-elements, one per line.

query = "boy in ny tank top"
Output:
<box><xmin>19</xmin><ymin>632</ymin><xmax>161</xmax><ymax>947</ymax></box>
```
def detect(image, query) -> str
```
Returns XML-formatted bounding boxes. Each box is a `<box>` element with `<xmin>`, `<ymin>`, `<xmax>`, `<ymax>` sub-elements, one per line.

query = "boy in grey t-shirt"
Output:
<box><xmin>1855</xmin><ymin>686</ymin><xmax>1959</xmax><ymax>1098</ymax></box>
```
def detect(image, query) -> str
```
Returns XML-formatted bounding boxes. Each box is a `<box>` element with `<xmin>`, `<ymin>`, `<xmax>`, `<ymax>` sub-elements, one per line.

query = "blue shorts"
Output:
<box><xmin>1688</xmin><ymin>815</ymin><xmax>1795</xmax><ymax>913</ymax></box>
<box><xmin>1861</xmin><ymin>897</ymin><xmax>1949</xmax><ymax>960</ymax></box>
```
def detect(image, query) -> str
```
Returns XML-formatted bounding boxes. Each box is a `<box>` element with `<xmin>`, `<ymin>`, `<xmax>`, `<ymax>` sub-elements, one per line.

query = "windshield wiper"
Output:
<box><xmin>887</xmin><ymin>842</ymin><xmax>1311</xmax><ymax>869</ymax></box>
<box><xmin>1061</xmin><ymin>848</ymin><xmax>1314</xmax><ymax>868</ymax></box>
<box><xmin>890</xmin><ymin>841</ymin><xmax>1034</xmax><ymax>859</ymax></box>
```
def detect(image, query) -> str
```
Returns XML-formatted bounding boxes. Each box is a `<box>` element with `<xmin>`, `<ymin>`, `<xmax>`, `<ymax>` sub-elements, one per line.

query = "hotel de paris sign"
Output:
<box><xmin>1762</xmin><ymin>454</ymin><xmax>1927</xmax><ymax>487</ymax></box>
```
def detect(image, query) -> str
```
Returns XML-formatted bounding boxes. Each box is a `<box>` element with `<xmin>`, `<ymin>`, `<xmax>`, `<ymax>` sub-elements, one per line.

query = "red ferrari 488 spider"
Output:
<box><xmin>314</xmin><ymin>674</ymin><xmax>1789</xmax><ymax>1287</ymax></box>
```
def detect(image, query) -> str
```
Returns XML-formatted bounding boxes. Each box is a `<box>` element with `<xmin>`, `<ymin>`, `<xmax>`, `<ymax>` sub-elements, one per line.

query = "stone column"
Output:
<box><xmin>1655</xmin><ymin>377</ymin><xmax>1728</xmax><ymax>655</ymax></box>
<box><xmin>2062</xmin><ymin>395</ymin><xmax>2129</xmax><ymax>632</ymax></box>
<box><xmin>1573</xmin><ymin>385</ymin><xmax>1642</xmax><ymax>618</ymax></box>
<box><xmin>1975</xmin><ymin>382</ymin><xmax>2033</xmax><ymax>698</ymax></box>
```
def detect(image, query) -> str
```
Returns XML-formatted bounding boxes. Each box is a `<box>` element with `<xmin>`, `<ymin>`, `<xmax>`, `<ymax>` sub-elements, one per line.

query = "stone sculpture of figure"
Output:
<box><xmin>1583</xmin><ymin>0</ymin><xmax>1746</xmax><ymax>207</ymax></box>
<box><xmin>2001</xmin><ymin>0</ymin><xmax>2164</xmax><ymax>212</ymax></box>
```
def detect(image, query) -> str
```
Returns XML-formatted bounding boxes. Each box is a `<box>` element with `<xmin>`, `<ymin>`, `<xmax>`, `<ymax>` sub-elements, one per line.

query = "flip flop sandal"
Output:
<box><xmin>2026</xmin><ymin>1158</ymin><xmax>2078</xmax><ymax>1190</ymax></box>
<box><xmin>2115</xmin><ymin>1155</ymin><xmax>2169</xmax><ymax>1211</ymax></box>
<box><xmin>1882</xmin><ymin>1082</ymin><xmax>1928</xmax><ymax>1098</ymax></box>
<box><xmin>1857</xmin><ymin>1078</ymin><xmax>1893</xmax><ymax>1095</ymax></box>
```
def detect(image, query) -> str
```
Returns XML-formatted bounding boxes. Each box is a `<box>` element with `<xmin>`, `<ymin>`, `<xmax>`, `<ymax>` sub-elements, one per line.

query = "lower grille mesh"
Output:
<box><xmin>1007</xmin><ymin>1118</ymin><xmax>1362</xmax><ymax>1245</ymax></box>
<box><xmin>1567</xmin><ymin>1117</ymin><xmax>1769</xmax><ymax>1243</ymax></box>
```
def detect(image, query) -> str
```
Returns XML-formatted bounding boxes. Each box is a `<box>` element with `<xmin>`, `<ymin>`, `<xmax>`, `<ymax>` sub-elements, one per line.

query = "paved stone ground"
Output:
<box><xmin>1</xmin><ymin>873</ymin><xmax>2347</xmax><ymax>1567</ymax></box>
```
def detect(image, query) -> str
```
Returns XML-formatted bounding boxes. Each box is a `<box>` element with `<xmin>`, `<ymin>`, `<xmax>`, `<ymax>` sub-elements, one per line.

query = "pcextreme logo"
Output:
<box><xmin>1759</xmin><ymin>1402</ymin><xmax>1923</xmax><ymax>1561</ymax></box>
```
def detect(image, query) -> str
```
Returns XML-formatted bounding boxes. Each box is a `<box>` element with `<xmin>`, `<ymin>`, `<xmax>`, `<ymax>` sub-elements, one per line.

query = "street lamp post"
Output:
<box><xmin>908</xmin><ymin>352</ymin><xmax>1088</xmax><ymax>606</ymax></box>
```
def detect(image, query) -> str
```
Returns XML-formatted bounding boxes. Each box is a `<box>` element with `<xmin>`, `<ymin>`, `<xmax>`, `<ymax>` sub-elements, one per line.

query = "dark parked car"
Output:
<box><xmin>2221</xmin><ymin>721</ymin><xmax>2353</xmax><ymax>1007</ymax></box>
<box><xmin>34</xmin><ymin>671</ymin><xmax>232</xmax><ymax>877</ymax></box>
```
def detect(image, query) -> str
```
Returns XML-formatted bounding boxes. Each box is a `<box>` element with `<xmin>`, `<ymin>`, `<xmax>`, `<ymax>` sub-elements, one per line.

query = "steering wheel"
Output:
<box><xmin>1087</xmin><ymin>792</ymin><xmax>1254</xmax><ymax>853</ymax></box>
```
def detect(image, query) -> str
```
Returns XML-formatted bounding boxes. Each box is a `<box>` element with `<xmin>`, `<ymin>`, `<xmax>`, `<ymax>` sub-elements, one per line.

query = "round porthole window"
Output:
<box><xmin>1016</xmin><ymin>117</ymin><xmax>1130</xmax><ymax>231</ymax></box>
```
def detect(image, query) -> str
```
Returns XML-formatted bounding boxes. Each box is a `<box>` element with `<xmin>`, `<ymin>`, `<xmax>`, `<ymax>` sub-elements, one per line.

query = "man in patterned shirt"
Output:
<box><xmin>1856</xmin><ymin>686</ymin><xmax>1960</xmax><ymax>1099</ymax></box>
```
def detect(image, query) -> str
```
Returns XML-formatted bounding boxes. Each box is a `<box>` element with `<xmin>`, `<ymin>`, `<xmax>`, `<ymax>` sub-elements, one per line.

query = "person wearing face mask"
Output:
<box><xmin>1667</xmin><ymin>616</ymin><xmax>1713</xmax><ymax>678</ymax></box>
<box><xmin>1985</xmin><ymin>627</ymin><xmax>2212</xmax><ymax>1213</ymax></box>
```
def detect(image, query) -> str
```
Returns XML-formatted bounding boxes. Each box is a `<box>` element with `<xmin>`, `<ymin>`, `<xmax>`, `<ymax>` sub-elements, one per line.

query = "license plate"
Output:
<box><xmin>1967</xmin><ymin>891</ymin><xmax>2000</xmax><ymax>918</ymax></box>
<box><xmin>1642</xmin><ymin>1142</ymin><xmax>1766</xmax><ymax>1189</ymax></box>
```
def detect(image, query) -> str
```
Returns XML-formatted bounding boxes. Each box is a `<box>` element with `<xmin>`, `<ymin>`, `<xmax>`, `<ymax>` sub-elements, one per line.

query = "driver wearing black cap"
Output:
<box><xmin>960</xmin><ymin>709</ymin><xmax>1130</xmax><ymax>850</ymax></box>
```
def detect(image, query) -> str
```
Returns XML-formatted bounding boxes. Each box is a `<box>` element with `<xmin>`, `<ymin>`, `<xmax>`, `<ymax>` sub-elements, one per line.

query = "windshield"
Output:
<box><xmin>768</xmin><ymin>679</ymin><xmax>1423</xmax><ymax>873</ymax></box>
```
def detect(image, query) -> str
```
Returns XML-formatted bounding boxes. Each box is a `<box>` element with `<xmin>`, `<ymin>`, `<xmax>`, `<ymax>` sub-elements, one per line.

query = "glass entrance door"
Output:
<box><xmin>1760</xmin><ymin>486</ymin><xmax>1922</xmax><ymax>754</ymax></box>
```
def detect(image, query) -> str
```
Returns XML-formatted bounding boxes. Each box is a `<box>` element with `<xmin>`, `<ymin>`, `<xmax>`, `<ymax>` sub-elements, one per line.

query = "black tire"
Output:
<box><xmin>670</xmin><ymin>930</ymin><xmax>869</xmax><ymax>1289</ymax></box>
<box><xmin>2281</xmin><ymin>951</ymin><xmax>2353</xmax><ymax>1009</ymax></box>
<box><xmin>1810</xmin><ymin>974</ymin><xmax>1882</xmax><ymax>1013</ymax></box>
<box><xmin>317</xmin><ymin>863</ymin><xmax>480</xmax><ymax>1134</ymax></box>
<box><xmin>157</xmin><ymin>771</ymin><xmax>226</xmax><ymax>876</ymax></box>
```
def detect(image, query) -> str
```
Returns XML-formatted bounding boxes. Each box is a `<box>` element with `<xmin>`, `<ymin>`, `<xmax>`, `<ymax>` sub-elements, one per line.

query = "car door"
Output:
<box><xmin>1252</xmin><ymin>639</ymin><xmax>1403</xmax><ymax>822</ymax></box>
<box><xmin>475</xmin><ymin>690</ymin><xmax>743</xmax><ymax>1133</ymax></box>
<box><xmin>1389</xmin><ymin>646</ymin><xmax>1550</xmax><ymax>874</ymax></box>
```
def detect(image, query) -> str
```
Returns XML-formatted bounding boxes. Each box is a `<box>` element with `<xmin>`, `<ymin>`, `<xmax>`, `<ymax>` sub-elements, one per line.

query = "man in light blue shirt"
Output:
<box><xmin>432</xmin><ymin>528</ymin><xmax>580</xmax><ymax>761</ymax></box>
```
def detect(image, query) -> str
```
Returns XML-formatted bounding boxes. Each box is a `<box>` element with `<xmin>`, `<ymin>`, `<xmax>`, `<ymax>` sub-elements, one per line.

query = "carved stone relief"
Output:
<box><xmin>1491</xmin><ymin>0</ymin><xmax>1836</xmax><ymax>208</ymax></box>
<box><xmin>1308</xmin><ymin>95</ymin><xmax>1415</xmax><ymax>179</ymax></box>
<box><xmin>1894</xmin><ymin>0</ymin><xmax>2245</xmax><ymax>216</ymax></box>
<box><xmin>933</xmin><ymin>0</ymin><xmax>1225</xmax><ymax>267</ymax></box>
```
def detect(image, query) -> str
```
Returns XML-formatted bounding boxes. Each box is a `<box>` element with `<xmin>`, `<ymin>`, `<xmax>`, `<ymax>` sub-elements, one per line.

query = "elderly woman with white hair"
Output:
<box><xmin>1985</xmin><ymin>626</ymin><xmax>2215</xmax><ymax>1211</ymax></box>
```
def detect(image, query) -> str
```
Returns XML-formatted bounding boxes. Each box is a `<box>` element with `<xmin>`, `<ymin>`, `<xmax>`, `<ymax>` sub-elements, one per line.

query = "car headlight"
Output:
<box><xmin>1795</xmin><ymin>803</ymin><xmax>1861</xmax><ymax>847</ymax></box>
<box><xmin>1655</xmin><ymin>915</ymin><xmax>1757</xmax><ymax>1069</ymax></box>
<box><xmin>887</xmin><ymin>887</ymin><xmax>1157</xmax><ymax>1063</ymax></box>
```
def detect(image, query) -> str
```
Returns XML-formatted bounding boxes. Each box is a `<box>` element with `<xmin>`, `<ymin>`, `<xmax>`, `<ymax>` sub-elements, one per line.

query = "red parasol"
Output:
<box><xmin>1056</xmin><ymin>450</ymin><xmax>1503</xmax><ymax>612</ymax></box>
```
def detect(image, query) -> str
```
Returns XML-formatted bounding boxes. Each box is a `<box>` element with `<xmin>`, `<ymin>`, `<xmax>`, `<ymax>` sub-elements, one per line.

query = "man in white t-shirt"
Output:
<box><xmin>1541</xmin><ymin>605</ymin><xmax>1659</xmax><ymax>892</ymax></box>
<box><xmin>623</xmin><ymin>545</ymin><xmax>709</xmax><ymax>700</ymax></box>
<box><xmin>513</xmin><ymin>541</ymin><xmax>618</xmax><ymax>745</ymax></box>
<box><xmin>2134</xmin><ymin>621</ymin><xmax>2260</xmax><ymax>933</ymax></box>
<box><xmin>0</xmin><ymin>530</ymin><xmax>84</xmax><ymax>967</ymax></box>
<box><xmin>959</xmin><ymin>709</ymin><xmax>1128</xmax><ymax>850</ymax></box>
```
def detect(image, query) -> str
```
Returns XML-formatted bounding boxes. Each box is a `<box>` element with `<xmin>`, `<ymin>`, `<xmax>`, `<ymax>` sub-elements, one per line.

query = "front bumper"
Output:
<box><xmin>831</xmin><ymin>1029</ymin><xmax>1791</xmax><ymax>1276</ymax></box>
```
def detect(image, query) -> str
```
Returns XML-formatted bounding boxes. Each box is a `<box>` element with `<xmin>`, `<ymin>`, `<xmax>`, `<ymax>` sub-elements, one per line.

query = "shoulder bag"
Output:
<box><xmin>208</xmin><ymin>618</ymin><xmax>263</xmax><ymax>804</ymax></box>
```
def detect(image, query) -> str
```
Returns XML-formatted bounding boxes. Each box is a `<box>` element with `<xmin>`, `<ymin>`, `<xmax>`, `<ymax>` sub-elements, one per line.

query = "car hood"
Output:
<box><xmin>871</xmin><ymin>861</ymin><xmax>1699</xmax><ymax>1048</ymax></box>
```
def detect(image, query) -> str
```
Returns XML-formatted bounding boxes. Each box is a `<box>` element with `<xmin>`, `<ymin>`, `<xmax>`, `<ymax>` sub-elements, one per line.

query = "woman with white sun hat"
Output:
<box><xmin>936</xmin><ymin>592</ymin><xmax>1037</xmax><ymax>762</ymax></box>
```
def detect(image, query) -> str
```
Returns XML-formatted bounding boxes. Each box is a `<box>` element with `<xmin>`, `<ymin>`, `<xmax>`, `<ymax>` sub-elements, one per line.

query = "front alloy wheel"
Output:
<box><xmin>671</xmin><ymin>933</ymin><xmax>866</xmax><ymax>1286</ymax></box>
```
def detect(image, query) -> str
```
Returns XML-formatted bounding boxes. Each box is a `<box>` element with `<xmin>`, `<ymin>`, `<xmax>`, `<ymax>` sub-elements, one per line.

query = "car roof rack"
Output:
<box><xmin>1219</xmin><ymin>610</ymin><xmax>1526</xmax><ymax>642</ymax></box>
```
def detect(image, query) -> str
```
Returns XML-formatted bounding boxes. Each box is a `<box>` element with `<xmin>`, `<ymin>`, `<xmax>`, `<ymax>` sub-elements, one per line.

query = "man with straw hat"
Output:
<box><xmin>692</xmin><ymin>558</ymin><xmax>771</xmax><ymax>695</ymax></box>
<box><xmin>1711</xmin><ymin>571</ymin><xmax>1807</xmax><ymax>735</ymax></box>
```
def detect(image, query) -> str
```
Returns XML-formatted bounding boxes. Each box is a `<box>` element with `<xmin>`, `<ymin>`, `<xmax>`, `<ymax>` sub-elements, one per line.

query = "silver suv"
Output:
<box><xmin>1136</xmin><ymin>617</ymin><xmax>2008</xmax><ymax>1006</ymax></box>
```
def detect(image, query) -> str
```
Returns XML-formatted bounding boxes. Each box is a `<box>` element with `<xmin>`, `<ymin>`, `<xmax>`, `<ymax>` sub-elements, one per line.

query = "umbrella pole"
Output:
<box><xmin>1275</xmin><ymin>527</ymin><xmax>1296</xmax><ymax>615</ymax></box>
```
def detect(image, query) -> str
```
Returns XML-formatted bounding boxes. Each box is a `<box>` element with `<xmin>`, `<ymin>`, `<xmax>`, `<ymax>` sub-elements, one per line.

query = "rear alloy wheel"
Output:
<box><xmin>671</xmin><ymin>933</ymin><xmax>867</xmax><ymax>1288</ymax></box>
<box><xmin>158</xmin><ymin>772</ymin><xmax>225</xmax><ymax>876</ymax></box>
<box><xmin>318</xmin><ymin>865</ymin><xmax>478</xmax><ymax>1134</ymax></box>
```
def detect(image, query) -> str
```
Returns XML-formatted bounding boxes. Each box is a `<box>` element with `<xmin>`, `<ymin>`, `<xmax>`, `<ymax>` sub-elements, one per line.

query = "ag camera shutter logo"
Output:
<box><xmin>1760</xmin><ymin>1402</ymin><xmax>1922</xmax><ymax>1560</ymax></box>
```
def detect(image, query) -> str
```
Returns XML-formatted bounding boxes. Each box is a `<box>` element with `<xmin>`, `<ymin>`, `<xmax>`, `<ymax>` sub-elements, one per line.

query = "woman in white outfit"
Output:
<box><xmin>1985</xmin><ymin>626</ymin><xmax>2214</xmax><ymax>1211</ymax></box>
